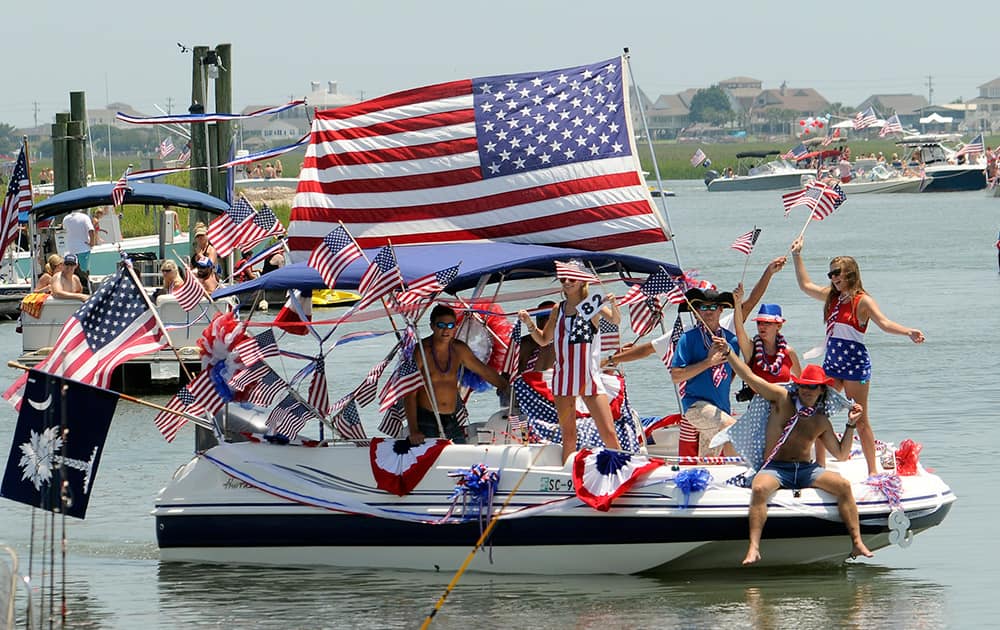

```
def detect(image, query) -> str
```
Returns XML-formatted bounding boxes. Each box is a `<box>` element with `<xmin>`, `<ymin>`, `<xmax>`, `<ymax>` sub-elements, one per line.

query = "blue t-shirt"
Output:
<box><xmin>670</xmin><ymin>327</ymin><xmax>739</xmax><ymax>414</ymax></box>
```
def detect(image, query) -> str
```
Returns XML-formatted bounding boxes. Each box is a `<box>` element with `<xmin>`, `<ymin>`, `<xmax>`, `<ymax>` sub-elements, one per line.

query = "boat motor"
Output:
<box><xmin>704</xmin><ymin>170</ymin><xmax>719</xmax><ymax>186</ymax></box>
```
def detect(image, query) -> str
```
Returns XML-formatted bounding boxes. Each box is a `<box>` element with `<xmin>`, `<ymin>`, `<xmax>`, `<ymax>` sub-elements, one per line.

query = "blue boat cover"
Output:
<box><xmin>32</xmin><ymin>183</ymin><xmax>230</xmax><ymax>220</ymax></box>
<box><xmin>213</xmin><ymin>242</ymin><xmax>680</xmax><ymax>297</ymax></box>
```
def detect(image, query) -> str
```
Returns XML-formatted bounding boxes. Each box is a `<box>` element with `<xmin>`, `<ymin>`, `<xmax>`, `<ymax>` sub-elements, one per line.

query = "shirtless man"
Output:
<box><xmin>405</xmin><ymin>305</ymin><xmax>508</xmax><ymax>444</ymax></box>
<box><xmin>717</xmin><ymin>337</ymin><xmax>874</xmax><ymax>565</ymax></box>
<box><xmin>50</xmin><ymin>253</ymin><xmax>88</xmax><ymax>302</ymax></box>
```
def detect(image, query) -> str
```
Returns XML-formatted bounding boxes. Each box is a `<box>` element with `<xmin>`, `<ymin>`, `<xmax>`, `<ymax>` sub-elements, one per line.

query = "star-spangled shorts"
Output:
<box><xmin>823</xmin><ymin>338</ymin><xmax>872</xmax><ymax>382</ymax></box>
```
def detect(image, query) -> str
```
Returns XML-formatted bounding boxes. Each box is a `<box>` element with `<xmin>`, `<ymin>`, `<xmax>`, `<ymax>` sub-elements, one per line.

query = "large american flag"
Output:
<box><xmin>853</xmin><ymin>106</ymin><xmax>878</xmax><ymax>130</ymax></box>
<box><xmin>307</xmin><ymin>225</ymin><xmax>364</xmax><ymax>289</ymax></box>
<box><xmin>111</xmin><ymin>167</ymin><xmax>131</xmax><ymax>208</ymax></box>
<box><xmin>287</xmin><ymin>56</ymin><xmax>666</xmax><ymax>258</ymax></box>
<box><xmin>207</xmin><ymin>196</ymin><xmax>256</xmax><ymax>257</ymax></box>
<box><xmin>729</xmin><ymin>227</ymin><xmax>761</xmax><ymax>255</ymax></box>
<box><xmin>879</xmin><ymin>114</ymin><xmax>903</xmax><ymax>138</ymax></box>
<box><xmin>355</xmin><ymin>245</ymin><xmax>402</xmax><ymax>311</ymax></box>
<box><xmin>955</xmin><ymin>134</ymin><xmax>985</xmax><ymax>158</ymax></box>
<box><xmin>1</xmin><ymin>145</ymin><xmax>31</xmax><ymax>259</ymax></box>
<box><xmin>3</xmin><ymin>269</ymin><xmax>165</xmax><ymax>410</ymax></box>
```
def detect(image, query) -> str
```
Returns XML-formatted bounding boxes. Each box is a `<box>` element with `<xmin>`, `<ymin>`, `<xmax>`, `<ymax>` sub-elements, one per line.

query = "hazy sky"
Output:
<box><xmin>5</xmin><ymin>0</ymin><xmax>997</xmax><ymax>128</ymax></box>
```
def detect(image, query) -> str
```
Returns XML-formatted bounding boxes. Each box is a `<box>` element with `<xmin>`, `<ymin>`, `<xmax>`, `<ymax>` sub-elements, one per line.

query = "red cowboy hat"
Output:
<box><xmin>791</xmin><ymin>364</ymin><xmax>834</xmax><ymax>386</ymax></box>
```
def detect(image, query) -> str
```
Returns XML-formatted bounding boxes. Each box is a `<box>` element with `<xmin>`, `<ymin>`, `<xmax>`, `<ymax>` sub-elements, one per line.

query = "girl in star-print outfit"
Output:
<box><xmin>791</xmin><ymin>237</ymin><xmax>925</xmax><ymax>476</ymax></box>
<box><xmin>518</xmin><ymin>260</ymin><xmax>622</xmax><ymax>464</ymax></box>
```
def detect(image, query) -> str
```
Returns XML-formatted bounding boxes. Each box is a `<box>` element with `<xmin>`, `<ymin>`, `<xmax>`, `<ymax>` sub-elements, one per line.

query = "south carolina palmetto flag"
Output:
<box><xmin>287</xmin><ymin>57</ymin><xmax>668</xmax><ymax>258</ymax></box>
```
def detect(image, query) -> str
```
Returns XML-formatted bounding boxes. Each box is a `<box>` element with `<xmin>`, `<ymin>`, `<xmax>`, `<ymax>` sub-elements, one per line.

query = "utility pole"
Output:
<box><xmin>165</xmin><ymin>96</ymin><xmax>174</xmax><ymax>115</ymax></box>
<box><xmin>32</xmin><ymin>101</ymin><xmax>39</xmax><ymax>128</ymax></box>
<box><xmin>926</xmin><ymin>75</ymin><xmax>934</xmax><ymax>106</ymax></box>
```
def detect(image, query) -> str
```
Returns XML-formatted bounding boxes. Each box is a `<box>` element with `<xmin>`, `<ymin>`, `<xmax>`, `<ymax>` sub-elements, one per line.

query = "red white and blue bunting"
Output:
<box><xmin>115</xmin><ymin>100</ymin><xmax>306</xmax><ymax>125</ymax></box>
<box><xmin>369</xmin><ymin>438</ymin><xmax>449</xmax><ymax>496</ymax></box>
<box><xmin>572</xmin><ymin>447</ymin><xmax>664</xmax><ymax>512</ymax></box>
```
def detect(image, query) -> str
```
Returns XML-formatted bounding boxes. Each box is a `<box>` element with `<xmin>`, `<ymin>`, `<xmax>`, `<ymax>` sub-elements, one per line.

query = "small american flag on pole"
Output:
<box><xmin>780</xmin><ymin>143</ymin><xmax>807</xmax><ymax>161</ymax></box>
<box><xmin>378</xmin><ymin>356</ymin><xmax>424</xmax><ymax>412</ymax></box>
<box><xmin>853</xmin><ymin>107</ymin><xmax>878</xmax><ymax>130</ymax></box>
<box><xmin>355</xmin><ymin>245</ymin><xmax>402</xmax><ymax>311</ymax></box>
<box><xmin>879</xmin><ymin>114</ymin><xmax>903</xmax><ymax>137</ymax></box>
<box><xmin>955</xmin><ymin>134</ymin><xmax>985</xmax><ymax>158</ymax></box>
<box><xmin>821</xmin><ymin>128</ymin><xmax>841</xmax><ymax>146</ymax></box>
<box><xmin>158</xmin><ymin>137</ymin><xmax>175</xmax><ymax>159</ymax></box>
<box><xmin>0</xmin><ymin>145</ymin><xmax>32</xmax><ymax>259</ymax></box>
<box><xmin>332</xmin><ymin>397</ymin><xmax>367</xmax><ymax>441</ymax></box>
<box><xmin>729</xmin><ymin>227</ymin><xmax>761</xmax><ymax>255</ymax></box>
<box><xmin>237</xmin><ymin>203</ymin><xmax>285</xmax><ymax>251</ymax></box>
<box><xmin>307</xmin><ymin>225</ymin><xmax>365</xmax><ymax>290</ymax></box>
<box><xmin>307</xmin><ymin>359</ymin><xmax>330</xmax><ymax>417</ymax></box>
<box><xmin>659</xmin><ymin>315</ymin><xmax>685</xmax><ymax>368</ymax></box>
<box><xmin>355</xmin><ymin>354</ymin><xmax>394</xmax><ymax>407</ymax></box>
<box><xmin>207</xmin><ymin>196</ymin><xmax>256</xmax><ymax>257</ymax></box>
<box><xmin>393</xmin><ymin>264</ymin><xmax>461</xmax><ymax>313</ymax></box>
<box><xmin>246</xmin><ymin>369</ymin><xmax>287</xmax><ymax>407</ymax></box>
<box><xmin>690</xmin><ymin>148</ymin><xmax>707</xmax><ymax>167</ymax></box>
<box><xmin>267</xmin><ymin>394</ymin><xmax>318</xmax><ymax>439</ymax></box>
<box><xmin>233</xmin><ymin>329</ymin><xmax>280</xmax><ymax>366</ymax></box>
<box><xmin>811</xmin><ymin>183</ymin><xmax>846</xmax><ymax>221</ymax></box>
<box><xmin>173</xmin><ymin>266</ymin><xmax>205</xmax><ymax>312</ymax></box>
<box><xmin>111</xmin><ymin>167</ymin><xmax>131</xmax><ymax>207</ymax></box>
<box><xmin>782</xmin><ymin>181</ymin><xmax>843</xmax><ymax>217</ymax></box>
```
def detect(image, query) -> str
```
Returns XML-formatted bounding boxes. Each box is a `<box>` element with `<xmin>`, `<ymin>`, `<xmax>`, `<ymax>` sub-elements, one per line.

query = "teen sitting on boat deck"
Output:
<box><xmin>791</xmin><ymin>237</ymin><xmax>925</xmax><ymax>476</ymax></box>
<box><xmin>518</xmin><ymin>261</ymin><xmax>622</xmax><ymax>464</ymax></box>
<box><xmin>717</xmin><ymin>345</ymin><xmax>873</xmax><ymax>566</ymax></box>
<box><xmin>406</xmin><ymin>305</ymin><xmax>509</xmax><ymax>445</ymax></box>
<box><xmin>50</xmin><ymin>253</ymin><xmax>88</xmax><ymax>302</ymax></box>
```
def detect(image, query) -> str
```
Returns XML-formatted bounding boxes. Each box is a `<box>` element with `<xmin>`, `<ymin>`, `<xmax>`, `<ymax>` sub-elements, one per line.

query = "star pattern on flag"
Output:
<box><xmin>568</xmin><ymin>315</ymin><xmax>595</xmax><ymax>344</ymax></box>
<box><xmin>473</xmin><ymin>61</ymin><xmax>629</xmax><ymax>179</ymax></box>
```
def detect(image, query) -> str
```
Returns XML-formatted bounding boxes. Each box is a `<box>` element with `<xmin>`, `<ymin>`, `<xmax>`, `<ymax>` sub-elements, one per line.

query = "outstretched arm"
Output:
<box><xmin>518</xmin><ymin>305</ymin><xmax>558</xmax><ymax>346</ymax></box>
<box><xmin>857</xmin><ymin>295</ymin><xmax>925</xmax><ymax>343</ymax></box>
<box><xmin>790</xmin><ymin>237</ymin><xmax>829</xmax><ymax>302</ymax></box>
<box><xmin>732</xmin><ymin>284</ymin><xmax>753</xmax><ymax>360</ymax></box>
<box><xmin>740</xmin><ymin>257</ymin><xmax>787</xmax><ymax>322</ymax></box>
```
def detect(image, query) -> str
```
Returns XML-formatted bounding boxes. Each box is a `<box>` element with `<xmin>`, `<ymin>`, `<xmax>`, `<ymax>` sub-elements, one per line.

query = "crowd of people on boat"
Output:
<box><xmin>395</xmin><ymin>249</ymin><xmax>923</xmax><ymax>564</ymax></box>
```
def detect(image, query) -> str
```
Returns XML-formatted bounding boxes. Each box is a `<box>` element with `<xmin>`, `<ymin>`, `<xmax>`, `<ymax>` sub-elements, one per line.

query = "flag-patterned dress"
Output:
<box><xmin>552</xmin><ymin>303</ymin><xmax>606</xmax><ymax>397</ymax></box>
<box><xmin>823</xmin><ymin>292</ymin><xmax>872</xmax><ymax>382</ymax></box>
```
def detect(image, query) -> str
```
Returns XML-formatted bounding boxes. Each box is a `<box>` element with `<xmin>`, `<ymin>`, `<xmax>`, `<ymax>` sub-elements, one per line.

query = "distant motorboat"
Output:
<box><xmin>705</xmin><ymin>151</ymin><xmax>813</xmax><ymax>192</ymax></box>
<box><xmin>895</xmin><ymin>135</ymin><xmax>987</xmax><ymax>193</ymax></box>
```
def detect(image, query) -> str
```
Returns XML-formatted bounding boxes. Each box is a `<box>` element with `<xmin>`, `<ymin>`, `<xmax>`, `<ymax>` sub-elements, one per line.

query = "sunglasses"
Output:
<box><xmin>434</xmin><ymin>321</ymin><xmax>457</xmax><ymax>329</ymax></box>
<box><xmin>558</xmin><ymin>278</ymin><xmax>579</xmax><ymax>284</ymax></box>
<box><xmin>696</xmin><ymin>303</ymin><xmax>722</xmax><ymax>312</ymax></box>
<box><xmin>799</xmin><ymin>384</ymin><xmax>822</xmax><ymax>390</ymax></box>
<box><xmin>827</xmin><ymin>269</ymin><xmax>842</xmax><ymax>279</ymax></box>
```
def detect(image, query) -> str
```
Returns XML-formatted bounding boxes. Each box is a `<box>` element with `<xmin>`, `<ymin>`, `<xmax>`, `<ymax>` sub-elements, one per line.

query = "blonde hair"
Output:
<box><xmin>161</xmin><ymin>260</ymin><xmax>178</xmax><ymax>273</ymax></box>
<box><xmin>44</xmin><ymin>254</ymin><xmax>63</xmax><ymax>275</ymax></box>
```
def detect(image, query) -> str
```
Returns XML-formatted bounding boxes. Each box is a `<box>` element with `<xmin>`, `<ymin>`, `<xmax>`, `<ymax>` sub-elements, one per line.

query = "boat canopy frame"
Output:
<box><xmin>31</xmin><ymin>182</ymin><xmax>230</xmax><ymax>222</ymax></box>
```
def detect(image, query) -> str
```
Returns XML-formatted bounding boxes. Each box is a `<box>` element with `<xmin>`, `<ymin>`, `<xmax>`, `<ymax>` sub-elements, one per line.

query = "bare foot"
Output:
<box><xmin>742</xmin><ymin>547</ymin><xmax>761</xmax><ymax>565</ymax></box>
<box><xmin>849</xmin><ymin>540</ymin><xmax>874</xmax><ymax>560</ymax></box>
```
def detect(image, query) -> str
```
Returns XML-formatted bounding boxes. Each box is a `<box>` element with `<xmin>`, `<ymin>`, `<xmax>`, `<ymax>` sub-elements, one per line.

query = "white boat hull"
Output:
<box><xmin>153</xmin><ymin>440</ymin><xmax>955</xmax><ymax>574</ymax></box>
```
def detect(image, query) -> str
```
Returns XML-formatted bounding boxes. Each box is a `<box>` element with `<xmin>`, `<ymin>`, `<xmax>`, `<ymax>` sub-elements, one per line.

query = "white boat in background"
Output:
<box><xmin>16</xmin><ymin>183</ymin><xmax>234</xmax><ymax>385</ymax></box>
<box><xmin>801</xmin><ymin>165</ymin><xmax>927</xmax><ymax>194</ymax></box>
<box><xmin>895</xmin><ymin>134</ymin><xmax>987</xmax><ymax>192</ymax></box>
<box><xmin>705</xmin><ymin>151</ymin><xmax>812</xmax><ymax>192</ymax></box>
